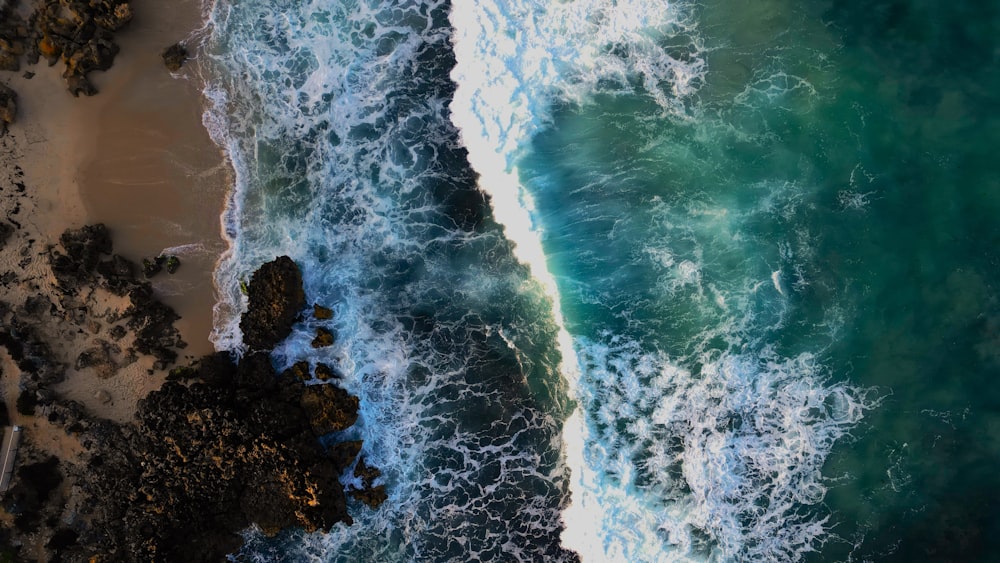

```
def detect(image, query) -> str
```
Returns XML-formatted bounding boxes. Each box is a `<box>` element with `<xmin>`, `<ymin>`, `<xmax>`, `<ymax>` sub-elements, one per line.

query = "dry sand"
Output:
<box><xmin>0</xmin><ymin>0</ymin><xmax>228</xmax><ymax>429</ymax></box>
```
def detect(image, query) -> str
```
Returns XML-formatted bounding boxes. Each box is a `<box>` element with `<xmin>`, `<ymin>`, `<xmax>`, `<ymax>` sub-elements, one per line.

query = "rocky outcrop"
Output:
<box><xmin>239</xmin><ymin>255</ymin><xmax>306</xmax><ymax>351</ymax></box>
<box><xmin>311</xmin><ymin>326</ymin><xmax>335</xmax><ymax>348</ymax></box>
<box><xmin>0</xmin><ymin>0</ymin><xmax>135</xmax><ymax>97</ymax></box>
<box><xmin>75</xmin><ymin>354</ymin><xmax>355</xmax><ymax>561</ymax></box>
<box><xmin>60</xmin><ymin>257</ymin><xmax>381</xmax><ymax>561</ymax></box>
<box><xmin>161</xmin><ymin>42</ymin><xmax>186</xmax><ymax>71</ymax></box>
<box><xmin>48</xmin><ymin>225</ymin><xmax>186</xmax><ymax>367</ymax></box>
<box><xmin>2</xmin><ymin>246</ymin><xmax>385</xmax><ymax>561</ymax></box>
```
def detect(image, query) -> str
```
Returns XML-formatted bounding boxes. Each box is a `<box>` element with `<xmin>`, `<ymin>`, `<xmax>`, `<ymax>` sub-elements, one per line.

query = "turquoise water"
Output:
<box><xmin>201</xmin><ymin>0</ymin><xmax>1000</xmax><ymax>559</ymax></box>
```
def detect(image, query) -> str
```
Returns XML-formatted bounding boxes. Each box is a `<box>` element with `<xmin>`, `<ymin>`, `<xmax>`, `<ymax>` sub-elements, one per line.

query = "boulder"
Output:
<box><xmin>161</xmin><ymin>42</ymin><xmax>187</xmax><ymax>71</ymax></box>
<box><xmin>239</xmin><ymin>256</ymin><xmax>305</xmax><ymax>351</ymax></box>
<box><xmin>164</xmin><ymin>255</ymin><xmax>180</xmax><ymax>274</ymax></box>
<box><xmin>314</xmin><ymin>362</ymin><xmax>339</xmax><ymax>381</ymax></box>
<box><xmin>313</xmin><ymin>303</ymin><xmax>333</xmax><ymax>319</ymax></box>
<box><xmin>311</xmin><ymin>327</ymin><xmax>335</xmax><ymax>348</ymax></box>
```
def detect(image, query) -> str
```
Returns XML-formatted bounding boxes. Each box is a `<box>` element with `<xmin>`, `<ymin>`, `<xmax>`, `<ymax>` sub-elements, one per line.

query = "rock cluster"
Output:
<box><xmin>47</xmin><ymin>224</ymin><xmax>186</xmax><ymax>368</ymax></box>
<box><xmin>3</xmin><ymin>254</ymin><xmax>385</xmax><ymax>561</ymax></box>
<box><xmin>0</xmin><ymin>0</ymin><xmax>134</xmax><ymax>96</ymax></box>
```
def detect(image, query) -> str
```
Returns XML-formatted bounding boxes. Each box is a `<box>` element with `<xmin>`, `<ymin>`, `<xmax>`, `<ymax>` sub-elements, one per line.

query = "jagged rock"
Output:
<box><xmin>0</xmin><ymin>51</ymin><xmax>17</xmax><ymax>71</ymax></box>
<box><xmin>125</xmin><ymin>283</ymin><xmax>183</xmax><ymax>366</ymax></box>
<box><xmin>313</xmin><ymin>303</ymin><xmax>333</xmax><ymax>320</ymax></box>
<box><xmin>285</xmin><ymin>360</ymin><xmax>311</xmax><ymax>381</ymax></box>
<box><xmin>314</xmin><ymin>362</ymin><xmax>339</xmax><ymax>381</ymax></box>
<box><xmin>300</xmin><ymin>383</ymin><xmax>359</xmax><ymax>435</ymax></box>
<box><xmin>311</xmin><ymin>327</ymin><xmax>335</xmax><ymax>348</ymax></box>
<box><xmin>75</xmin><ymin>340</ymin><xmax>117</xmax><ymax>378</ymax></box>
<box><xmin>60</xmin><ymin>224</ymin><xmax>112</xmax><ymax>270</ymax></box>
<box><xmin>327</xmin><ymin>440</ymin><xmax>362</xmax><ymax>472</ymax></box>
<box><xmin>108</xmin><ymin>324</ymin><xmax>126</xmax><ymax>340</ymax></box>
<box><xmin>64</xmin><ymin>72</ymin><xmax>97</xmax><ymax>97</ymax></box>
<box><xmin>239</xmin><ymin>256</ymin><xmax>306</xmax><ymax>351</ymax></box>
<box><xmin>161</xmin><ymin>42</ymin><xmax>186</xmax><ymax>71</ymax></box>
<box><xmin>0</xmin><ymin>221</ymin><xmax>13</xmax><ymax>248</ymax></box>
<box><xmin>353</xmin><ymin>456</ymin><xmax>381</xmax><ymax>488</ymax></box>
<box><xmin>93</xmin><ymin>0</ymin><xmax>134</xmax><ymax>31</ymax></box>
<box><xmin>0</xmin><ymin>82</ymin><xmax>15</xmax><ymax>126</ymax></box>
<box><xmin>164</xmin><ymin>255</ymin><xmax>180</xmax><ymax>274</ymax></box>
<box><xmin>96</xmin><ymin>254</ymin><xmax>136</xmax><ymax>295</ymax></box>
<box><xmin>350</xmin><ymin>457</ymin><xmax>386</xmax><ymax>508</ymax></box>
<box><xmin>142</xmin><ymin>255</ymin><xmax>164</xmax><ymax>278</ymax></box>
<box><xmin>350</xmin><ymin>485</ymin><xmax>387</xmax><ymax>509</ymax></box>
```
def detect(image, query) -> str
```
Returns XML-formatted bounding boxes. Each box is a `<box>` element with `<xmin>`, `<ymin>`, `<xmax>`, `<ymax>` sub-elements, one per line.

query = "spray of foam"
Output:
<box><xmin>449</xmin><ymin>0</ymin><xmax>707</xmax><ymax>559</ymax></box>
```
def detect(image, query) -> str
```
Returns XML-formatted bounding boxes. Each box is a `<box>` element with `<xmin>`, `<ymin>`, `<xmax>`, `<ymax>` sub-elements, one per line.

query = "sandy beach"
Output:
<box><xmin>1</xmin><ymin>0</ymin><xmax>227</xmax><ymax>426</ymax></box>
<box><xmin>0</xmin><ymin>0</ymin><xmax>229</xmax><ymax>556</ymax></box>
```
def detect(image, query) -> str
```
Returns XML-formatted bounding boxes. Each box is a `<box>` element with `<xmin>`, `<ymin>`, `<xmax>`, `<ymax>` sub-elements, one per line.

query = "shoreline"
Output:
<box><xmin>0</xmin><ymin>0</ymin><xmax>228</xmax><ymax>427</ymax></box>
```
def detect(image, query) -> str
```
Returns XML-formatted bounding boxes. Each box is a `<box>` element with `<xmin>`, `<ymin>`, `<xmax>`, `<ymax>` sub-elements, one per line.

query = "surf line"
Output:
<box><xmin>446</xmin><ymin>13</ymin><xmax>606</xmax><ymax>563</ymax></box>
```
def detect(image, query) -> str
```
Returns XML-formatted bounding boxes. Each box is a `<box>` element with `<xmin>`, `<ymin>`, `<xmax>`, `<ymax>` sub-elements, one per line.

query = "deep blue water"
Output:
<box><xmin>199</xmin><ymin>0</ymin><xmax>1000</xmax><ymax>560</ymax></box>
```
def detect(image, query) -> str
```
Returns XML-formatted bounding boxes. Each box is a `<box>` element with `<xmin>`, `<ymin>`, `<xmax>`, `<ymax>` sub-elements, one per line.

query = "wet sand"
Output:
<box><xmin>79</xmin><ymin>0</ymin><xmax>228</xmax><ymax>358</ymax></box>
<box><xmin>0</xmin><ymin>0</ymin><xmax>227</xmax><ymax>424</ymax></box>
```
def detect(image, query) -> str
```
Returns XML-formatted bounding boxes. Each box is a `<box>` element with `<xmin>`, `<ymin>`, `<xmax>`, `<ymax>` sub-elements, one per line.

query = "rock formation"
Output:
<box><xmin>239</xmin><ymin>255</ymin><xmax>305</xmax><ymax>351</ymax></box>
<box><xmin>0</xmin><ymin>0</ymin><xmax>135</xmax><ymax>97</ymax></box>
<box><xmin>161</xmin><ymin>43</ymin><xmax>186</xmax><ymax>71</ymax></box>
<box><xmin>0</xmin><ymin>250</ymin><xmax>385</xmax><ymax>561</ymax></box>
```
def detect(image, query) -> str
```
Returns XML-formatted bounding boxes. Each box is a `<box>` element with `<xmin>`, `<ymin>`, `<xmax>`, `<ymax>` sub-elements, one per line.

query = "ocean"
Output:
<box><xmin>197</xmin><ymin>0</ymin><xmax>1000</xmax><ymax>560</ymax></box>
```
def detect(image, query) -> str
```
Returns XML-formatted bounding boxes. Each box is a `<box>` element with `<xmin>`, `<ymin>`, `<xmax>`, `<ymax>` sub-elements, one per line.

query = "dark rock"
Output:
<box><xmin>164</xmin><ymin>255</ymin><xmax>180</xmax><ymax>274</ymax></box>
<box><xmin>64</xmin><ymin>72</ymin><xmax>97</xmax><ymax>97</ymax></box>
<box><xmin>59</xmin><ymin>224</ymin><xmax>112</xmax><ymax>270</ymax></box>
<box><xmin>349</xmin><ymin>457</ymin><xmax>386</xmax><ymax>508</ymax></box>
<box><xmin>311</xmin><ymin>327</ymin><xmax>335</xmax><ymax>348</ymax></box>
<box><xmin>161</xmin><ymin>42</ymin><xmax>187</xmax><ymax>71</ymax></box>
<box><xmin>125</xmin><ymin>283</ymin><xmax>183</xmax><ymax>366</ymax></box>
<box><xmin>0</xmin><ymin>82</ymin><xmax>16</xmax><ymax>126</ymax></box>
<box><xmin>15</xmin><ymin>389</ymin><xmax>36</xmax><ymax>415</ymax></box>
<box><xmin>326</xmin><ymin>440</ymin><xmax>362</xmax><ymax>472</ymax></box>
<box><xmin>239</xmin><ymin>256</ymin><xmax>306</xmax><ymax>351</ymax></box>
<box><xmin>285</xmin><ymin>360</ymin><xmax>311</xmax><ymax>381</ymax></box>
<box><xmin>108</xmin><ymin>324</ymin><xmax>126</xmax><ymax>340</ymax></box>
<box><xmin>314</xmin><ymin>362</ymin><xmax>339</xmax><ymax>381</ymax></box>
<box><xmin>0</xmin><ymin>221</ymin><xmax>13</xmax><ymax>248</ymax></box>
<box><xmin>300</xmin><ymin>383</ymin><xmax>359</xmax><ymax>435</ymax></box>
<box><xmin>96</xmin><ymin>254</ymin><xmax>135</xmax><ymax>295</ymax></box>
<box><xmin>353</xmin><ymin>456</ymin><xmax>381</xmax><ymax>488</ymax></box>
<box><xmin>0</xmin><ymin>51</ymin><xmax>17</xmax><ymax>71</ymax></box>
<box><xmin>350</xmin><ymin>485</ymin><xmax>387</xmax><ymax>509</ymax></box>
<box><xmin>92</xmin><ymin>0</ymin><xmax>134</xmax><ymax>31</ymax></box>
<box><xmin>141</xmin><ymin>255</ymin><xmax>164</xmax><ymax>278</ymax></box>
<box><xmin>313</xmin><ymin>303</ymin><xmax>333</xmax><ymax>320</ymax></box>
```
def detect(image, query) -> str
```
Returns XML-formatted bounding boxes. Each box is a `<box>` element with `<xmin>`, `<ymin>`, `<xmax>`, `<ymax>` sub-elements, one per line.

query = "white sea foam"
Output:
<box><xmin>449</xmin><ymin>0</ymin><xmax>877</xmax><ymax>561</ymax></box>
